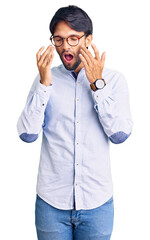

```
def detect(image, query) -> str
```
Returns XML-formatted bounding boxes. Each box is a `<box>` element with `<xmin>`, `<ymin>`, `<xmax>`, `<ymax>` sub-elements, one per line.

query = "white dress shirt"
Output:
<box><xmin>17</xmin><ymin>64</ymin><xmax>133</xmax><ymax>210</ymax></box>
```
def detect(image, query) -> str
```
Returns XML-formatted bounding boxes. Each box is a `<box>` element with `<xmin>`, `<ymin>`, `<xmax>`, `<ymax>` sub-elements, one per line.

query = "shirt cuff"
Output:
<box><xmin>91</xmin><ymin>84</ymin><xmax>112</xmax><ymax>105</ymax></box>
<box><xmin>34</xmin><ymin>81</ymin><xmax>53</xmax><ymax>108</ymax></box>
<box><xmin>35</xmin><ymin>81</ymin><xmax>53</xmax><ymax>97</ymax></box>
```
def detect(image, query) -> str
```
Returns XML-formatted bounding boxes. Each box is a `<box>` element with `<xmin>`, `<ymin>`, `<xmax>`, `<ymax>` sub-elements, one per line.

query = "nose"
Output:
<box><xmin>63</xmin><ymin>39</ymin><xmax>71</xmax><ymax>49</ymax></box>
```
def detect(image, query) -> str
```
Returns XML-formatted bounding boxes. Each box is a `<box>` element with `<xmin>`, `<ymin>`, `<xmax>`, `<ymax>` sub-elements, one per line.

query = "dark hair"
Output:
<box><xmin>49</xmin><ymin>5</ymin><xmax>93</xmax><ymax>37</ymax></box>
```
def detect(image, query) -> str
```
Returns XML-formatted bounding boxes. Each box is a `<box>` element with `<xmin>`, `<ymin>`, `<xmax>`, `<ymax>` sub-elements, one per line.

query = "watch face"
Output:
<box><xmin>95</xmin><ymin>79</ymin><xmax>105</xmax><ymax>89</ymax></box>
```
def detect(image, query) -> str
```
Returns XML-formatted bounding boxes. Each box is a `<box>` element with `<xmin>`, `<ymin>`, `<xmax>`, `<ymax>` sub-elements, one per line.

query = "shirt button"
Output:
<box><xmin>77</xmin><ymin>121</ymin><xmax>79</xmax><ymax>123</ymax></box>
<box><xmin>76</xmin><ymin>163</ymin><xmax>79</xmax><ymax>166</ymax></box>
<box><xmin>44</xmin><ymin>90</ymin><xmax>46</xmax><ymax>93</ymax></box>
<box><xmin>78</xmin><ymin>81</ymin><xmax>80</xmax><ymax>84</ymax></box>
<box><xmin>77</xmin><ymin>98</ymin><xmax>79</xmax><ymax>101</ymax></box>
<box><xmin>76</xmin><ymin>142</ymin><xmax>79</xmax><ymax>145</ymax></box>
<box><xmin>75</xmin><ymin>184</ymin><xmax>78</xmax><ymax>186</ymax></box>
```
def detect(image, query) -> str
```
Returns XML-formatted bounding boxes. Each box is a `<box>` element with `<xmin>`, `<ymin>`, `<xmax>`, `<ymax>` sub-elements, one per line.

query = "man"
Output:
<box><xmin>17</xmin><ymin>5</ymin><xmax>133</xmax><ymax>240</ymax></box>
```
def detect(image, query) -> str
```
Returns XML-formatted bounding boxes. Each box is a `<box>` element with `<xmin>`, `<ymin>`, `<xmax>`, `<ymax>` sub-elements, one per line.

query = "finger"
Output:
<box><xmin>80</xmin><ymin>49</ymin><xmax>92</xmax><ymax>66</ymax></box>
<box><xmin>101</xmin><ymin>52</ymin><xmax>106</xmax><ymax>66</ymax></box>
<box><xmin>43</xmin><ymin>48</ymin><xmax>55</xmax><ymax>67</ymax></box>
<box><xmin>47</xmin><ymin>51</ymin><xmax>54</xmax><ymax>67</ymax></box>
<box><xmin>36</xmin><ymin>46</ymin><xmax>45</xmax><ymax>62</ymax></box>
<box><xmin>39</xmin><ymin>45</ymin><xmax>52</xmax><ymax>63</ymax></box>
<box><xmin>79</xmin><ymin>53</ymin><xmax>88</xmax><ymax>70</ymax></box>
<box><xmin>38</xmin><ymin>45</ymin><xmax>52</xmax><ymax>65</ymax></box>
<box><xmin>80</xmin><ymin>46</ymin><xmax>94</xmax><ymax>63</ymax></box>
<box><xmin>91</xmin><ymin>43</ymin><xmax>100</xmax><ymax>60</ymax></box>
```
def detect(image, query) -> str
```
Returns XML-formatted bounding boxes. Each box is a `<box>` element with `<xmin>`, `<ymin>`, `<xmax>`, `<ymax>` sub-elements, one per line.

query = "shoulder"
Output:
<box><xmin>103</xmin><ymin>67</ymin><xmax>125</xmax><ymax>81</ymax></box>
<box><xmin>103</xmin><ymin>67</ymin><xmax>128</xmax><ymax>91</ymax></box>
<box><xmin>51</xmin><ymin>64</ymin><xmax>65</xmax><ymax>77</ymax></box>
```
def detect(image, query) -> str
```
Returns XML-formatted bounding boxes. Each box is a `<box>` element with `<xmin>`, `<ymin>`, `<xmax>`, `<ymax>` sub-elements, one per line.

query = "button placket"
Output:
<box><xmin>74</xmin><ymin>75</ymin><xmax>82</xmax><ymax>210</ymax></box>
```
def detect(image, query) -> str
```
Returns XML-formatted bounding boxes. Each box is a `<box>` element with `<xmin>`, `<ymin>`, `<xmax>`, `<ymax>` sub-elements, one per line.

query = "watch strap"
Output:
<box><xmin>90</xmin><ymin>82</ymin><xmax>97</xmax><ymax>91</ymax></box>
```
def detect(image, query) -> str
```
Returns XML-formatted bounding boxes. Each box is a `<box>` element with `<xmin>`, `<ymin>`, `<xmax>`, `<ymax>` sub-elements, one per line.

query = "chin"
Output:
<box><xmin>62</xmin><ymin>59</ymin><xmax>81</xmax><ymax>72</ymax></box>
<box><xmin>63</xmin><ymin>64</ymin><xmax>74</xmax><ymax>71</ymax></box>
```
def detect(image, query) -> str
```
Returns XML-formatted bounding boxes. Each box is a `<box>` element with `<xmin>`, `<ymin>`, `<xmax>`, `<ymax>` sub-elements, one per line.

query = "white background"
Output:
<box><xmin>0</xmin><ymin>0</ymin><xmax>150</xmax><ymax>239</ymax></box>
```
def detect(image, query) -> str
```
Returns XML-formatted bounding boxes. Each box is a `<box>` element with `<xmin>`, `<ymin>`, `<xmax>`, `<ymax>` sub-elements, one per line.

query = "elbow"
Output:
<box><xmin>109</xmin><ymin>131</ymin><xmax>131</xmax><ymax>144</ymax></box>
<box><xmin>19</xmin><ymin>133</ymin><xmax>39</xmax><ymax>143</ymax></box>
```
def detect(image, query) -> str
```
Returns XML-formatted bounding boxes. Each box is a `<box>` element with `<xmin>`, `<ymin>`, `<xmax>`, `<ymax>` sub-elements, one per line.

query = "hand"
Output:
<box><xmin>36</xmin><ymin>45</ymin><xmax>55</xmax><ymax>86</ymax></box>
<box><xmin>79</xmin><ymin>43</ymin><xmax>106</xmax><ymax>84</ymax></box>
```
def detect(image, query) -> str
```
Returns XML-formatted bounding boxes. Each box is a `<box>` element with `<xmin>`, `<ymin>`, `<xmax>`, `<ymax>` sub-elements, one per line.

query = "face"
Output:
<box><xmin>53</xmin><ymin>21</ymin><xmax>92</xmax><ymax>73</ymax></box>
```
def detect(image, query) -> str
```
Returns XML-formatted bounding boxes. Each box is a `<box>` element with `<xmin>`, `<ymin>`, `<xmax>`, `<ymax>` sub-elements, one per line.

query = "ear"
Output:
<box><xmin>85</xmin><ymin>34</ymin><xmax>93</xmax><ymax>48</ymax></box>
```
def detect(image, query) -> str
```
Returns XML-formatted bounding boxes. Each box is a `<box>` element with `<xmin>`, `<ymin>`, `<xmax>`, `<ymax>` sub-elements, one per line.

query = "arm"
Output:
<box><xmin>79</xmin><ymin>43</ymin><xmax>133</xmax><ymax>144</ymax></box>
<box><xmin>91</xmin><ymin>72</ymin><xmax>133</xmax><ymax>144</ymax></box>
<box><xmin>17</xmin><ymin>45</ymin><xmax>54</xmax><ymax>143</ymax></box>
<box><xmin>17</xmin><ymin>75</ymin><xmax>53</xmax><ymax>143</ymax></box>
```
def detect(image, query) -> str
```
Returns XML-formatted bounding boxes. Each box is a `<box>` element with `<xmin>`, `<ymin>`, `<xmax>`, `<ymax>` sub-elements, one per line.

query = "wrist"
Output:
<box><xmin>40</xmin><ymin>79</ymin><xmax>52</xmax><ymax>87</ymax></box>
<box><xmin>90</xmin><ymin>76</ymin><xmax>102</xmax><ymax>84</ymax></box>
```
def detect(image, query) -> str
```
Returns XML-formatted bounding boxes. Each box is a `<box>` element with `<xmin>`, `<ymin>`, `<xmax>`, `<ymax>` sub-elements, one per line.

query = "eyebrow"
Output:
<box><xmin>53</xmin><ymin>34</ymin><xmax>81</xmax><ymax>38</ymax></box>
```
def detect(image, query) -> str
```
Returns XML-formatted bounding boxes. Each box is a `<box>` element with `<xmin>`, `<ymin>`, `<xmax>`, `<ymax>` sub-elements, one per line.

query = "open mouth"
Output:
<box><xmin>63</xmin><ymin>53</ymin><xmax>74</xmax><ymax>63</ymax></box>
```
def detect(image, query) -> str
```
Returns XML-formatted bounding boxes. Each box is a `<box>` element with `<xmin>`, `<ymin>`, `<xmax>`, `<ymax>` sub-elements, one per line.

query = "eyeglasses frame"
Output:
<box><xmin>50</xmin><ymin>33</ymin><xmax>87</xmax><ymax>47</ymax></box>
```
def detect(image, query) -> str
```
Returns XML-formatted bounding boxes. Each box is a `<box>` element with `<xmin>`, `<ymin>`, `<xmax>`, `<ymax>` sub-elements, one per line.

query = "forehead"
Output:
<box><xmin>54</xmin><ymin>21</ymin><xmax>84</xmax><ymax>37</ymax></box>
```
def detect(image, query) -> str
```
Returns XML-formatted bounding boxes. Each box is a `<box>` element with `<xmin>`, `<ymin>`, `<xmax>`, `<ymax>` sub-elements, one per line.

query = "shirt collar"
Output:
<box><xmin>61</xmin><ymin>64</ymin><xmax>85</xmax><ymax>79</ymax></box>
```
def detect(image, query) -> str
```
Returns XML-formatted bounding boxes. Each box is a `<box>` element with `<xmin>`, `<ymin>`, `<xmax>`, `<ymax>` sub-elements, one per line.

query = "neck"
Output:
<box><xmin>74</xmin><ymin>62</ymin><xmax>84</xmax><ymax>74</ymax></box>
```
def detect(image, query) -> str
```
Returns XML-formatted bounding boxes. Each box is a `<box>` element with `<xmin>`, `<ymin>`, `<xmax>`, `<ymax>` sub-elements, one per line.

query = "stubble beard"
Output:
<box><xmin>59</xmin><ymin>50</ymin><xmax>81</xmax><ymax>71</ymax></box>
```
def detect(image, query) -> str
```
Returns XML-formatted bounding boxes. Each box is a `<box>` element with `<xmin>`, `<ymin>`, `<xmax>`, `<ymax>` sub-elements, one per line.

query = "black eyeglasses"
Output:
<box><xmin>50</xmin><ymin>33</ymin><xmax>86</xmax><ymax>47</ymax></box>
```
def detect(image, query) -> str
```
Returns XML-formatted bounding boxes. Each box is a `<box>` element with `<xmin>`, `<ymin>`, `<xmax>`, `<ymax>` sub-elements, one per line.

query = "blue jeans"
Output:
<box><xmin>35</xmin><ymin>194</ymin><xmax>114</xmax><ymax>240</ymax></box>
